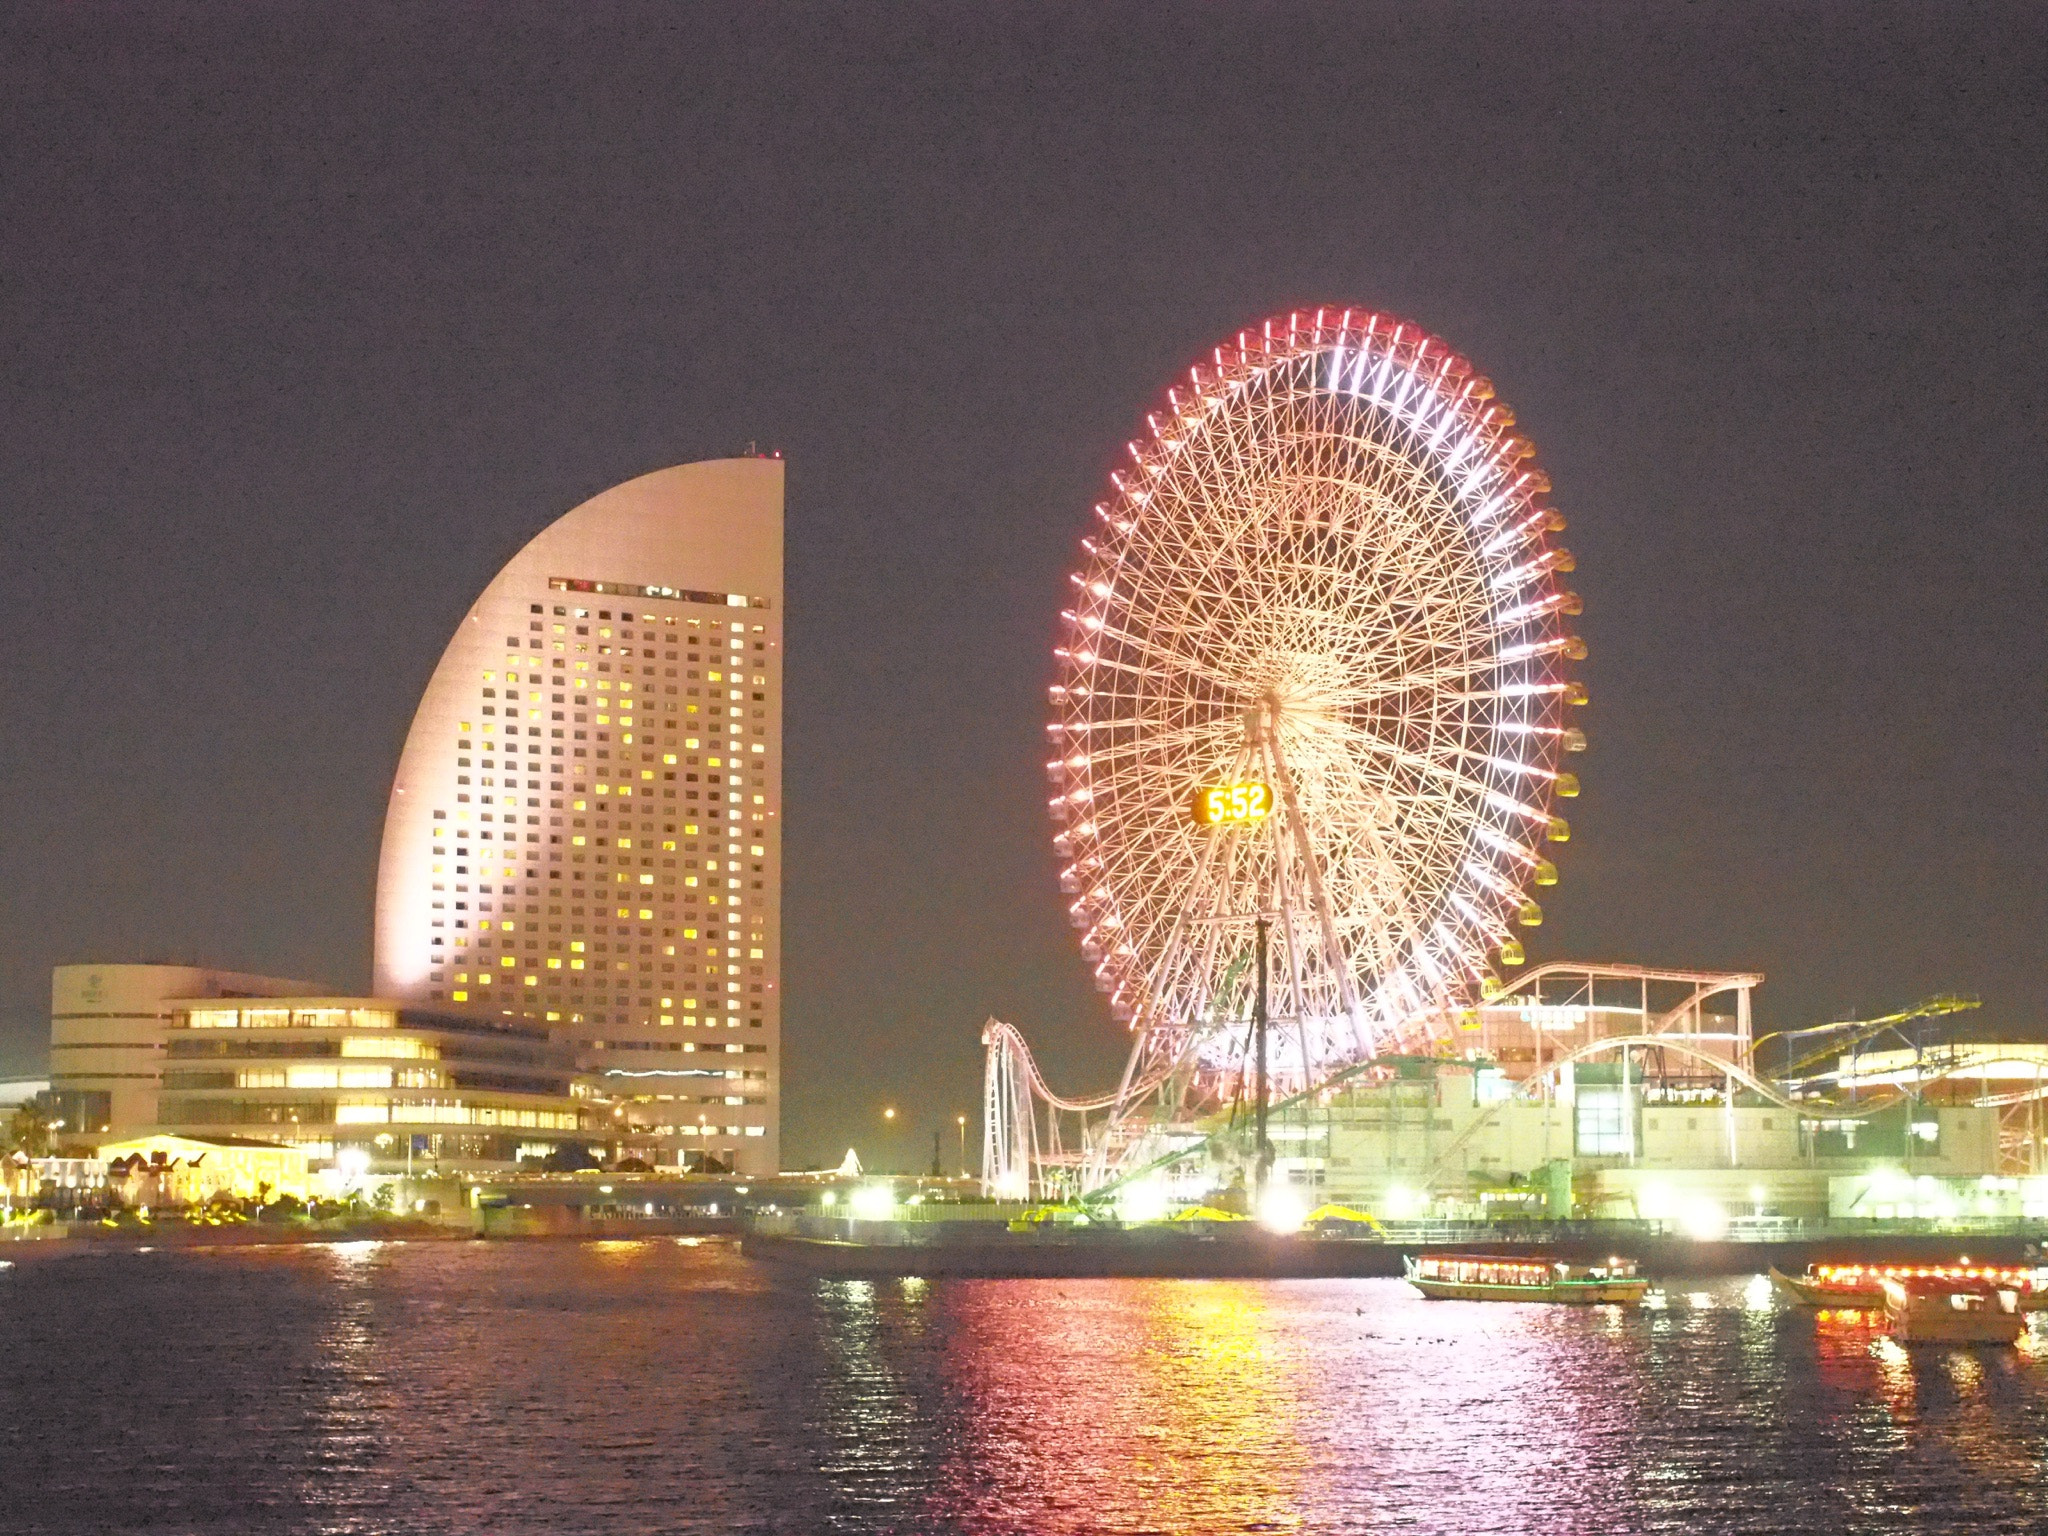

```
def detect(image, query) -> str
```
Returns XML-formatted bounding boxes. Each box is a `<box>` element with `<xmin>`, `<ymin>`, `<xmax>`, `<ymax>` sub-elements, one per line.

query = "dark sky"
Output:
<box><xmin>2</xmin><ymin>3</ymin><xmax>2042</xmax><ymax>1168</ymax></box>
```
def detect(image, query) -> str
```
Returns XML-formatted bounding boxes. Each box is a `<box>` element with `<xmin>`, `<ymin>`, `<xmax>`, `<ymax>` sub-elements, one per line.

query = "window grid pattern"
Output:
<box><xmin>411</xmin><ymin>589</ymin><xmax>780</xmax><ymax>1158</ymax></box>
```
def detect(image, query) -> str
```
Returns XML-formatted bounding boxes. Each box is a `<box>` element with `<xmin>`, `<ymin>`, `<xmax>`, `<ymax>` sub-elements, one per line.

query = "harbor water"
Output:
<box><xmin>2</xmin><ymin>1239</ymin><xmax>2045</xmax><ymax>1533</ymax></box>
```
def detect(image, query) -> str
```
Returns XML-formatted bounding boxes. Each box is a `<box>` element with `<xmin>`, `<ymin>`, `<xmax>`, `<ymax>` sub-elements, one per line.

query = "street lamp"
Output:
<box><xmin>375</xmin><ymin>1131</ymin><xmax>411</xmax><ymax>1213</ymax></box>
<box><xmin>956</xmin><ymin>1114</ymin><xmax>968</xmax><ymax>1179</ymax></box>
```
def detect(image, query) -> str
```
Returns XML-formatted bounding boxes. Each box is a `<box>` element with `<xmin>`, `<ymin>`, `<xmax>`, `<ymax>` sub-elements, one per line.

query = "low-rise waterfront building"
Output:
<box><xmin>1293</xmin><ymin>1064</ymin><xmax>2008</xmax><ymax>1222</ymax></box>
<box><xmin>49</xmin><ymin>964</ymin><xmax>328</xmax><ymax>1140</ymax></box>
<box><xmin>1826</xmin><ymin>1169</ymin><xmax>2048</xmax><ymax>1222</ymax></box>
<box><xmin>3</xmin><ymin>1154</ymin><xmax>110</xmax><ymax>1215</ymax></box>
<box><xmin>155</xmin><ymin>996</ymin><xmax>590</xmax><ymax>1172</ymax></box>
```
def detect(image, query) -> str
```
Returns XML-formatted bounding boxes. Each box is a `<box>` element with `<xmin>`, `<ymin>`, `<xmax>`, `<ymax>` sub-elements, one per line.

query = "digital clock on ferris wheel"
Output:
<box><xmin>1190</xmin><ymin>781</ymin><xmax>1273</xmax><ymax>826</ymax></box>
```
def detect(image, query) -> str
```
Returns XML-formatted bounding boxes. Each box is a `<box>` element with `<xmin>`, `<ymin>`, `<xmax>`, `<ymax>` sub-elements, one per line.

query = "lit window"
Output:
<box><xmin>1575</xmin><ymin>1090</ymin><xmax>1629</xmax><ymax>1156</ymax></box>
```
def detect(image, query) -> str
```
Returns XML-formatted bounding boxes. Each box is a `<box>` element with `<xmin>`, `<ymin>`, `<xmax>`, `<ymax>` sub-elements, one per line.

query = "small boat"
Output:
<box><xmin>1769</xmin><ymin>1261</ymin><xmax>2048</xmax><ymax>1311</ymax></box>
<box><xmin>1882</xmin><ymin>1275</ymin><xmax>2026</xmax><ymax>1345</ymax></box>
<box><xmin>1406</xmin><ymin>1252</ymin><xmax>1647</xmax><ymax>1305</ymax></box>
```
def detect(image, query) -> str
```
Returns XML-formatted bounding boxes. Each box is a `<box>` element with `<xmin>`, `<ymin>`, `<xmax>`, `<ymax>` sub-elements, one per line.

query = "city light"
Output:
<box><xmin>1258</xmin><ymin>1185</ymin><xmax>1307</xmax><ymax>1234</ymax></box>
<box><xmin>1115</xmin><ymin>1177</ymin><xmax>1170</xmax><ymax>1225</ymax></box>
<box><xmin>1380</xmin><ymin>1184</ymin><xmax>1426</xmax><ymax>1221</ymax></box>
<box><xmin>1641</xmin><ymin>1182</ymin><xmax>1730</xmax><ymax>1240</ymax></box>
<box><xmin>1678</xmin><ymin>1199</ymin><xmax>1729</xmax><ymax>1242</ymax></box>
<box><xmin>849</xmin><ymin>1184</ymin><xmax>895</xmax><ymax>1221</ymax></box>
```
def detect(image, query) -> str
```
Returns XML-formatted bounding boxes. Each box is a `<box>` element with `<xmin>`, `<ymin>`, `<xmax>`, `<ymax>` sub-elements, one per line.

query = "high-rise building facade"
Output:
<box><xmin>373</xmin><ymin>458</ymin><xmax>783</xmax><ymax>1174</ymax></box>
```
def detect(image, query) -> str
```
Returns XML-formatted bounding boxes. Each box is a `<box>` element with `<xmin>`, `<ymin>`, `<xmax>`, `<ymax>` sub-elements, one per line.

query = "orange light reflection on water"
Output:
<box><xmin>1864</xmin><ymin>1317</ymin><xmax>2048</xmax><ymax>1488</ymax></box>
<box><xmin>924</xmin><ymin>1279</ymin><xmax>1647</xmax><ymax>1533</ymax></box>
<box><xmin>931</xmin><ymin>1279</ymin><xmax>1307</xmax><ymax>1532</ymax></box>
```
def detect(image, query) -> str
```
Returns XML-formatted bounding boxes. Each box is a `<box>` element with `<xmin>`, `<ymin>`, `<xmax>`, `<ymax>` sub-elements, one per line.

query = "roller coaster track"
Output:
<box><xmin>1483</xmin><ymin>962</ymin><xmax>1765</xmax><ymax>1033</ymax></box>
<box><xmin>981</xmin><ymin>1017</ymin><xmax>1187</xmax><ymax>1198</ymax></box>
<box><xmin>1760</xmin><ymin>994</ymin><xmax>1980</xmax><ymax>1079</ymax></box>
<box><xmin>984</xmin><ymin>980</ymin><xmax>2025</xmax><ymax>1199</ymax></box>
<box><xmin>981</xmin><ymin>1017</ymin><xmax>1174</xmax><ymax>1113</ymax></box>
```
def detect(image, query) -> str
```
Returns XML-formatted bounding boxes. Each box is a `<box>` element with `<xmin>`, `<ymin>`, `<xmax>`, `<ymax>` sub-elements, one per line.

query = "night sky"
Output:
<box><xmin>3</xmin><ymin>4</ymin><xmax>2042</xmax><ymax>1169</ymax></box>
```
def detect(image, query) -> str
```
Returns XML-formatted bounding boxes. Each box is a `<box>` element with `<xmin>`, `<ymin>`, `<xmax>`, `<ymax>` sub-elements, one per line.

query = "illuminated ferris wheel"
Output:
<box><xmin>1045</xmin><ymin>308</ymin><xmax>1587</xmax><ymax>1125</ymax></box>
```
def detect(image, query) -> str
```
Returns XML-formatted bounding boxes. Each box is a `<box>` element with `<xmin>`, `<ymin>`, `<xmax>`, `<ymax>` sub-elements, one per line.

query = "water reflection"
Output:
<box><xmin>964</xmin><ymin>1282</ymin><xmax>1306</xmax><ymax>1531</ymax></box>
<box><xmin>914</xmin><ymin>1280</ymin><xmax>1668</xmax><ymax>1533</ymax></box>
<box><xmin>6</xmin><ymin>1252</ymin><xmax>2048</xmax><ymax>1534</ymax></box>
<box><xmin>1743</xmin><ymin>1273</ymin><xmax>1776</xmax><ymax>1313</ymax></box>
<box><xmin>1864</xmin><ymin>1319</ymin><xmax>2048</xmax><ymax>1495</ymax></box>
<box><xmin>812</xmin><ymin>1275</ymin><xmax>946</xmax><ymax>1527</ymax></box>
<box><xmin>908</xmin><ymin>1276</ymin><xmax>2048</xmax><ymax>1535</ymax></box>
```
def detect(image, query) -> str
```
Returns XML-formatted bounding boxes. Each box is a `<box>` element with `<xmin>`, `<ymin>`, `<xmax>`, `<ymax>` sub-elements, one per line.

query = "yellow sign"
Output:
<box><xmin>1192</xmin><ymin>782</ymin><xmax>1272</xmax><ymax>825</ymax></box>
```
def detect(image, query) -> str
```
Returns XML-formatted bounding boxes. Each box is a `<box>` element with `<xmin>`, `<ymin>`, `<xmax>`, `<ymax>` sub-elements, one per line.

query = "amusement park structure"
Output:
<box><xmin>983</xmin><ymin>308</ymin><xmax>2048</xmax><ymax>1213</ymax></box>
<box><xmin>1025</xmin><ymin>307</ymin><xmax>1581</xmax><ymax>1189</ymax></box>
<box><xmin>986</xmin><ymin>963</ymin><xmax>2048</xmax><ymax>1213</ymax></box>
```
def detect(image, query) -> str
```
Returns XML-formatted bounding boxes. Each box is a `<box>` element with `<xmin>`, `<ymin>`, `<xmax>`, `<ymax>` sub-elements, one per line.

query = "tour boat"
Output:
<box><xmin>1769</xmin><ymin>1261</ymin><xmax>2048</xmax><ymax>1312</ymax></box>
<box><xmin>1881</xmin><ymin>1275</ymin><xmax>2026</xmax><ymax>1345</ymax></box>
<box><xmin>1406</xmin><ymin>1252</ymin><xmax>1648</xmax><ymax>1305</ymax></box>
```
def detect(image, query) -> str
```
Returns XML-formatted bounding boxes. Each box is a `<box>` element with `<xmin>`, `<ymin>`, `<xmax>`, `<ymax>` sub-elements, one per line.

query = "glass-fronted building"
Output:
<box><xmin>156</xmin><ymin>996</ymin><xmax>588</xmax><ymax>1170</ymax></box>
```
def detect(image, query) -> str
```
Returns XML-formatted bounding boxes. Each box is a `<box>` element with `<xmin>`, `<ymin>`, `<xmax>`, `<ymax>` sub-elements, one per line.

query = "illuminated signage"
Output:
<box><xmin>1517</xmin><ymin>1005</ymin><xmax>1588</xmax><ymax>1032</ymax></box>
<box><xmin>1191</xmin><ymin>782</ymin><xmax>1273</xmax><ymax>826</ymax></box>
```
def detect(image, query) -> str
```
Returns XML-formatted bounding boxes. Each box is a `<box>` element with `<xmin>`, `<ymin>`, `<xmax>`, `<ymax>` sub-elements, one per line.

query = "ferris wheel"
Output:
<box><xmin>1044</xmin><ymin>308</ymin><xmax>1587</xmax><ymax>1132</ymax></box>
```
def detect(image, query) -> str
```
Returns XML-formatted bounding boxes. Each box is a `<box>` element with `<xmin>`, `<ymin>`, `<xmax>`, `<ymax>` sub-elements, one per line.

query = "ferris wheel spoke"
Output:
<box><xmin>1089</xmin><ymin>620</ymin><xmax>1252</xmax><ymax>699</ymax></box>
<box><xmin>1343</xmin><ymin>649</ymin><xmax>1510</xmax><ymax>705</ymax></box>
<box><xmin>1078</xmin><ymin>651</ymin><xmax>1213</xmax><ymax>691</ymax></box>
<box><xmin>1075</xmin><ymin>719</ymin><xmax>1243</xmax><ymax>774</ymax></box>
<box><xmin>1316</xmin><ymin>715</ymin><xmax>1506</xmax><ymax>806</ymax></box>
<box><xmin>1126</xmin><ymin>741</ymin><xmax>1260</xmax><ymax>1028</ymax></box>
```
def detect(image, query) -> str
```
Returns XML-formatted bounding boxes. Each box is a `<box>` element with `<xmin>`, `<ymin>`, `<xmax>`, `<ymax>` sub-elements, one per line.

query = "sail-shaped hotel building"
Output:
<box><xmin>373</xmin><ymin>458</ymin><xmax>782</xmax><ymax>1173</ymax></box>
